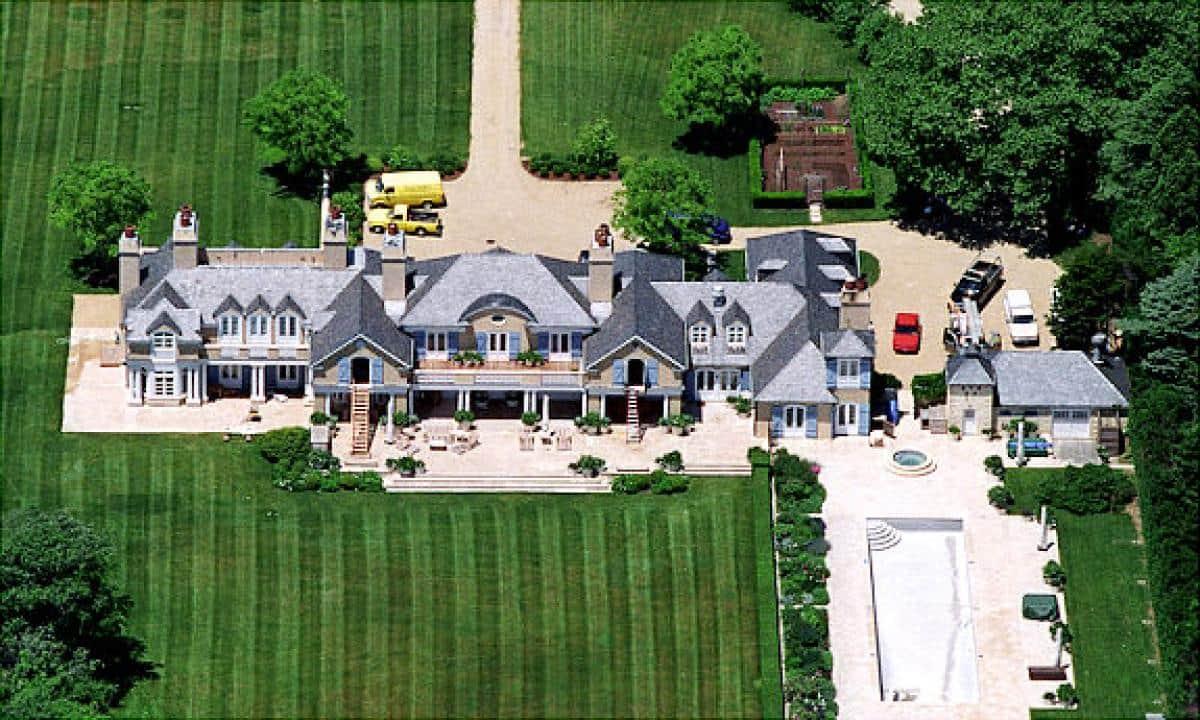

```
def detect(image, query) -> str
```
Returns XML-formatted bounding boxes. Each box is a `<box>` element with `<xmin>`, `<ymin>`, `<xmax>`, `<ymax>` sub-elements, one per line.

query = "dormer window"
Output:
<box><xmin>277</xmin><ymin>314</ymin><xmax>299</xmax><ymax>343</ymax></box>
<box><xmin>726</xmin><ymin>323</ymin><xmax>747</xmax><ymax>349</ymax></box>
<box><xmin>248</xmin><ymin>314</ymin><xmax>270</xmax><ymax>342</ymax></box>
<box><xmin>689</xmin><ymin>323</ymin><xmax>710</xmax><ymax>347</ymax></box>
<box><xmin>219</xmin><ymin>315</ymin><xmax>241</xmax><ymax>341</ymax></box>
<box><xmin>151</xmin><ymin>330</ymin><xmax>176</xmax><ymax>356</ymax></box>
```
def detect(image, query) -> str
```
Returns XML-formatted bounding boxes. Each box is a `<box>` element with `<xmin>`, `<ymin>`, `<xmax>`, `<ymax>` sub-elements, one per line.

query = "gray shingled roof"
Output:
<box><xmin>745</xmin><ymin>230</ymin><xmax>859</xmax><ymax>333</ymax></box>
<box><xmin>125</xmin><ymin>302</ymin><xmax>201</xmax><ymax>341</ymax></box>
<box><xmin>585</xmin><ymin>275</ymin><xmax>686</xmax><ymax>368</ymax></box>
<box><xmin>311</xmin><ymin>276</ymin><xmax>413</xmax><ymax>366</ymax></box>
<box><xmin>652</xmin><ymin>281</ymin><xmax>805</xmax><ymax>366</ymax></box>
<box><xmin>614</xmin><ymin>249</ymin><xmax>684</xmax><ymax>289</ymax></box>
<box><xmin>946</xmin><ymin>355</ymin><xmax>994</xmax><ymax>385</ymax></box>
<box><xmin>991</xmin><ymin>351</ymin><xmax>1128</xmax><ymax>407</ymax></box>
<box><xmin>756</xmin><ymin>341</ymin><xmax>837</xmax><ymax>403</ymax></box>
<box><xmin>820</xmin><ymin>329</ymin><xmax>875</xmax><ymax>358</ymax></box>
<box><xmin>459</xmin><ymin>293</ymin><xmax>537</xmax><ymax>322</ymax></box>
<box><xmin>400</xmin><ymin>249</ymin><xmax>594</xmax><ymax>329</ymax></box>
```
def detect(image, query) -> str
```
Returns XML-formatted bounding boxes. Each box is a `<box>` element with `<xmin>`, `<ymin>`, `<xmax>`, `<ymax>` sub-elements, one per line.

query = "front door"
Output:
<box><xmin>783</xmin><ymin>405</ymin><xmax>805</xmax><ymax>437</ymax></box>
<box><xmin>487</xmin><ymin>332</ymin><xmax>508</xmax><ymax>361</ymax></box>
<box><xmin>963</xmin><ymin>408</ymin><xmax>977</xmax><ymax>435</ymax></box>
<box><xmin>835</xmin><ymin>403</ymin><xmax>857</xmax><ymax>435</ymax></box>
<box><xmin>351</xmin><ymin>357</ymin><xmax>371</xmax><ymax>384</ymax></box>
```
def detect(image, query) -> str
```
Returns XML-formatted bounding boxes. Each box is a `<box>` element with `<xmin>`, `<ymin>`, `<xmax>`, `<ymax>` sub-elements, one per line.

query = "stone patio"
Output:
<box><xmin>778</xmin><ymin>417</ymin><xmax>1073</xmax><ymax>719</ymax></box>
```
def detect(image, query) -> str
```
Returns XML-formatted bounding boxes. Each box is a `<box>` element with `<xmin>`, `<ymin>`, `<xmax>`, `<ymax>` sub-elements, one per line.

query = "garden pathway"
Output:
<box><xmin>404</xmin><ymin>0</ymin><xmax>625</xmax><ymax>261</ymax></box>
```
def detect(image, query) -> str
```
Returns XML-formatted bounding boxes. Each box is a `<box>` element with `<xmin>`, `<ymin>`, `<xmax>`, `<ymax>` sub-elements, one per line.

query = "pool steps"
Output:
<box><xmin>866</xmin><ymin>520</ymin><xmax>902</xmax><ymax>551</ymax></box>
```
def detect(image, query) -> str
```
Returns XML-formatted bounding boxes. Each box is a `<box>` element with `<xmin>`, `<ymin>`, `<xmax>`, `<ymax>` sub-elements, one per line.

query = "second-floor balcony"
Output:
<box><xmin>417</xmin><ymin>358</ymin><xmax>579</xmax><ymax>372</ymax></box>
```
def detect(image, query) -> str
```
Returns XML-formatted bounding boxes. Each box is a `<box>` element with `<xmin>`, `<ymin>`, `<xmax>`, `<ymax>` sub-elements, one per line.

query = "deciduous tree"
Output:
<box><xmin>612</xmin><ymin>157</ymin><xmax>714</xmax><ymax>263</ymax></box>
<box><xmin>660</xmin><ymin>25</ymin><xmax>763</xmax><ymax>129</ymax></box>
<box><xmin>1049</xmin><ymin>244</ymin><xmax>1131</xmax><ymax>351</ymax></box>
<box><xmin>243</xmin><ymin>68</ymin><xmax>353</xmax><ymax>176</ymax></box>
<box><xmin>47</xmin><ymin>161</ymin><xmax>153</xmax><ymax>260</ymax></box>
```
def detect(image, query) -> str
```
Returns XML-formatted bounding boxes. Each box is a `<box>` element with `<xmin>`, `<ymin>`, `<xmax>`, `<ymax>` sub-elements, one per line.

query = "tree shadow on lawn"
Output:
<box><xmin>671</xmin><ymin>113</ymin><xmax>778</xmax><ymax>159</ymax></box>
<box><xmin>259</xmin><ymin>154</ymin><xmax>379</xmax><ymax>201</ymax></box>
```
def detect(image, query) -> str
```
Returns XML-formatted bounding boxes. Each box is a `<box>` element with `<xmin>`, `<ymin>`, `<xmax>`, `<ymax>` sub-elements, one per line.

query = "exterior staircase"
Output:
<box><xmin>625</xmin><ymin>387</ymin><xmax>641</xmax><ymax>442</ymax></box>
<box><xmin>350</xmin><ymin>385</ymin><xmax>371</xmax><ymax>456</ymax></box>
<box><xmin>866</xmin><ymin>520</ymin><xmax>902</xmax><ymax>551</ymax></box>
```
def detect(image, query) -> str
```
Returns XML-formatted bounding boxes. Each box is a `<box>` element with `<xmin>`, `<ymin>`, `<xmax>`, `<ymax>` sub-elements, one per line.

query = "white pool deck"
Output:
<box><xmin>869</xmin><ymin>518</ymin><xmax>980</xmax><ymax>704</ymax></box>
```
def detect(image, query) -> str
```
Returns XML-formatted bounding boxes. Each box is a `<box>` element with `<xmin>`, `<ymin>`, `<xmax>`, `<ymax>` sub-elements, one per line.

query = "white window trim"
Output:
<box><xmin>248</xmin><ymin>313</ymin><xmax>270</xmax><ymax>343</ymax></box>
<box><xmin>726</xmin><ymin>323</ymin><xmax>747</xmax><ymax>351</ymax></box>
<box><xmin>783</xmin><ymin>405</ymin><xmax>806</xmax><ymax>437</ymax></box>
<box><xmin>487</xmin><ymin>331</ymin><xmax>509</xmax><ymax>358</ymax></box>
<box><xmin>425</xmin><ymin>331</ymin><xmax>448</xmax><ymax>359</ymax></box>
<box><xmin>219</xmin><ymin>315</ymin><xmax>242</xmax><ymax>342</ymax></box>
<box><xmin>277</xmin><ymin>365</ymin><xmax>301</xmax><ymax>385</ymax></box>
<box><xmin>276</xmin><ymin>314</ymin><xmax>300</xmax><ymax>344</ymax></box>
<box><xmin>152</xmin><ymin>370</ymin><xmax>176</xmax><ymax>398</ymax></box>
<box><xmin>690</xmin><ymin>323</ymin><xmax>710</xmax><ymax>348</ymax></box>
<box><xmin>151</xmin><ymin>330</ymin><xmax>177</xmax><ymax>357</ymax></box>
<box><xmin>836</xmin><ymin>402</ymin><xmax>858</xmax><ymax>433</ymax></box>
<box><xmin>837</xmin><ymin>358</ymin><xmax>860</xmax><ymax>387</ymax></box>
<box><xmin>549</xmin><ymin>332</ymin><xmax>571</xmax><ymax>360</ymax></box>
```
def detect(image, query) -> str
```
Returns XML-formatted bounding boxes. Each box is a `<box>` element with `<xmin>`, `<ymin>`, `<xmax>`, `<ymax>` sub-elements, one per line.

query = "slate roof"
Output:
<box><xmin>946</xmin><ymin>354</ymin><xmax>994</xmax><ymax>385</ymax></box>
<box><xmin>613</xmin><ymin>250</ymin><xmax>684</xmax><ymax>289</ymax></box>
<box><xmin>745</xmin><ymin>230</ymin><xmax>860</xmax><ymax>333</ymax></box>
<box><xmin>584</xmin><ymin>275</ymin><xmax>686</xmax><ymax>368</ymax></box>
<box><xmin>990</xmin><ymin>351</ymin><xmax>1128</xmax><ymax>407</ymax></box>
<box><xmin>652</xmin><ymin>281</ymin><xmax>806</xmax><ymax>366</ymax></box>
<box><xmin>399</xmin><ymin>249</ymin><xmax>595</xmax><ymax>329</ymax></box>
<box><xmin>756</xmin><ymin>340</ymin><xmax>837</xmax><ymax>403</ymax></box>
<box><xmin>125</xmin><ymin>302</ymin><xmax>202</xmax><ymax>342</ymax></box>
<box><xmin>820</xmin><ymin>329</ymin><xmax>875</xmax><ymax>358</ymax></box>
<box><xmin>310</xmin><ymin>276</ymin><xmax>413</xmax><ymax>366</ymax></box>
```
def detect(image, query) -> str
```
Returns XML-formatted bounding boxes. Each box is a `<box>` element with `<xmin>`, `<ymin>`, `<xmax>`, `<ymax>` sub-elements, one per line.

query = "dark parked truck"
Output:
<box><xmin>950</xmin><ymin>256</ymin><xmax>1004</xmax><ymax>306</ymax></box>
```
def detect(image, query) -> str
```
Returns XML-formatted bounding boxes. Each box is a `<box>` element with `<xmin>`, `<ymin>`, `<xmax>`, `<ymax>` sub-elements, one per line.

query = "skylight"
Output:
<box><xmin>816</xmin><ymin>236</ymin><xmax>851</xmax><ymax>253</ymax></box>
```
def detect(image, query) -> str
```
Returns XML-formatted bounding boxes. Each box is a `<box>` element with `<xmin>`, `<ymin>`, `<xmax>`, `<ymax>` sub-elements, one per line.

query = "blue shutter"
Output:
<box><xmin>537</xmin><ymin>333</ymin><xmax>550</xmax><ymax>354</ymax></box>
<box><xmin>770</xmin><ymin>406</ymin><xmax>784</xmax><ymax>437</ymax></box>
<box><xmin>646</xmin><ymin>360</ymin><xmax>659</xmax><ymax>388</ymax></box>
<box><xmin>508</xmin><ymin>332</ymin><xmax>520</xmax><ymax>359</ymax></box>
<box><xmin>739</xmin><ymin>370</ymin><xmax>750</xmax><ymax>391</ymax></box>
<box><xmin>570</xmin><ymin>332</ymin><xmax>582</xmax><ymax>359</ymax></box>
<box><xmin>859</xmin><ymin>359</ymin><xmax>871</xmax><ymax>389</ymax></box>
<box><xmin>826</xmin><ymin>359</ymin><xmax>837</xmax><ymax>388</ymax></box>
<box><xmin>413</xmin><ymin>330</ymin><xmax>426</xmax><ymax>359</ymax></box>
<box><xmin>806</xmin><ymin>406</ymin><xmax>818</xmax><ymax>438</ymax></box>
<box><xmin>684</xmin><ymin>371</ymin><xmax>697</xmax><ymax>400</ymax></box>
<box><xmin>476</xmin><ymin>333</ymin><xmax>487</xmax><ymax>353</ymax></box>
<box><xmin>370</xmin><ymin>358</ymin><xmax>384</xmax><ymax>384</ymax></box>
<box><xmin>858</xmin><ymin>403</ymin><xmax>870</xmax><ymax>435</ymax></box>
<box><xmin>337</xmin><ymin>358</ymin><xmax>350</xmax><ymax>384</ymax></box>
<box><xmin>447</xmin><ymin>331</ymin><xmax>458</xmax><ymax>354</ymax></box>
<box><xmin>612</xmin><ymin>359</ymin><xmax>626</xmax><ymax>386</ymax></box>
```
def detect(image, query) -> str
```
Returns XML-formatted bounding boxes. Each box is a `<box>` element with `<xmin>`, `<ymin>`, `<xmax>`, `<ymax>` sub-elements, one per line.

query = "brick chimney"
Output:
<box><xmin>171</xmin><ymin>204</ymin><xmax>198</xmax><ymax>269</ymax></box>
<box><xmin>381</xmin><ymin>225</ymin><xmax>407</xmax><ymax>318</ymax></box>
<box><xmin>588</xmin><ymin>223</ymin><xmax>614</xmax><ymax>320</ymax></box>
<box><xmin>118</xmin><ymin>224</ymin><xmax>141</xmax><ymax>301</ymax></box>
<box><xmin>838</xmin><ymin>276</ymin><xmax>871</xmax><ymax>330</ymax></box>
<box><xmin>322</xmin><ymin>204</ymin><xmax>347</xmax><ymax>269</ymax></box>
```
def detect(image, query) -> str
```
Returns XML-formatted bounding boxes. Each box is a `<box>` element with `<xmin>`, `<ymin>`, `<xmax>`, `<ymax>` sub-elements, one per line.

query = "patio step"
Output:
<box><xmin>866</xmin><ymin>520</ymin><xmax>902</xmax><ymax>551</ymax></box>
<box><xmin>350</xmin><ymin>385</ymin><xmax>371</xmax><ymax>456</ymax></box>
<box><xmin>384</xmin><ymin>475</ymin><xmax>610</xmax><ymax>493</ymax></box>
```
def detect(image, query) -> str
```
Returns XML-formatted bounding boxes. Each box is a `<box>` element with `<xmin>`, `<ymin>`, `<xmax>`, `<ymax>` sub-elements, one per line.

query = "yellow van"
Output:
<box><xmin>366</xmin><ymin>171</ymin><xmax>445</xmax><ymax>209</ymax></box>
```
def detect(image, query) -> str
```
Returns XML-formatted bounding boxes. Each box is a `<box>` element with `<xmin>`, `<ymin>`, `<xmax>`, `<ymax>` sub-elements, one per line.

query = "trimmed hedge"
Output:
<box><xmin>911</xmin><ymin>372</ymin><xmax>947</xmax><ymax>408</ymax></box>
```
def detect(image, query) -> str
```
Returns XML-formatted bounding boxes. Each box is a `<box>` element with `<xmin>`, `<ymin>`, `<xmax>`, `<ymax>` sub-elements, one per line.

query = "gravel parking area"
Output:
<box><xmin>731</xmin><ymin>222</ymin><xmax>1063</xmax><ymax>384</ymax></box>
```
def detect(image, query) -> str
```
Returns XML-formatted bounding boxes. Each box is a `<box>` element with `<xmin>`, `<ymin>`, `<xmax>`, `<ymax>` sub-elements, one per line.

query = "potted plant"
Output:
<box><xmin>521</xmin><ymin>411</ymin><xmax>540</xmax><ymax>431</ymax></box>
<box><xmin>577</xmin><ymin>412</ymin><xmax>609</xmax><ymax>436</ymax></box>
<box><xmin>949</xmin><ymin>424</ymin><xmax>962</xmax><ymax>440</ymax></box>
<box><xmin>310</xmin><ymin>410</ymin><xmax>331</xmax><ymax>426</ymax></box>
<box><xmin>386</xmin><ymin>455</ymin><xmax>426</xmax><ymax>478</ymax></box>
<box><xmin>517</xmin><ymin>349</ymin><xmax>545</xmax><ymax>367</ymax></box>
<box><xmin>670</xmin><ymin>413</ymin><xmax>696</xmax><ymax>436</ymax></box>
<box><xmin>660</xmin><ymin>416</ymin><xmax>674</xmax><ymax>434</ymax></box>
<box><xmin>727</xmin><ymin>396</ymin><xmax>752</xmax><ymax>417</ymax></box>
<box><xmin>453</xmin><ymin>409</ymin><xmax>475</xmax><ymax>430</ymax></box>
<box><xmin>569</xmin><ymin>454</ymin><xmax>607</xmax><ymax>478</ymax></box>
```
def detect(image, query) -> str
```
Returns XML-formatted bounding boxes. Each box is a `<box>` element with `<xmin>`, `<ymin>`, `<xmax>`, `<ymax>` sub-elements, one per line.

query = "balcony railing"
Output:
<box><xmin>418</xmin><ymin>358</ymin><xmax>579</xmax><ymax>372</ymax></box>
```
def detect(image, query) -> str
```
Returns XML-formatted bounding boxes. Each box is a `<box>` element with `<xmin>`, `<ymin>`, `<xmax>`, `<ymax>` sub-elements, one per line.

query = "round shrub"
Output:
<box><xmin>611</xmin><ymin>474</ymin><xmax>650</xmax><ymax>494</ymax></box>
<box><xmin>988</xmin><ymin>485</ymin><xmax>1015</xmax><ymax>510</ymax></box>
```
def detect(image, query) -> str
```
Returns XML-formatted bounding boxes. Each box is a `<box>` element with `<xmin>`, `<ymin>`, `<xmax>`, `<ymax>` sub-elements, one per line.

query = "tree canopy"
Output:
<box><xmin>0</xmin><ymin>509</ymin><xmax>151</xmax><ymax>719</ymax></box>
<box><xmin>856</xmin><ymin>2</ymin><xmax>1197</xmax><ymax>246</ymax></box>
<box><xmin>243</xmin><ymin>68</ymin><xmax>353</xmax><ymax>176</ymax></box>
<box><xmin>660</xmin><ymin>25</ymin><xmax>764</xmax><ymax>129</ymax></box>
<box><xmin>612</xmin><ymin>157</ymin><xmax>714</xmax><ymax>263</ymax></box>
<box><xmin>1123</xmin><ymin>253</ymin><xmax>1200</xmax><ymax>397</ymax></box>
<box><xmin>47</xmin><ymin>161</ymin><xmax>153</xmax><ymax>260</ymax></box>
<box><xmin>571</xmin><ymin>118</ymin><xmax>619</xmax><ymax>176</ymax></box>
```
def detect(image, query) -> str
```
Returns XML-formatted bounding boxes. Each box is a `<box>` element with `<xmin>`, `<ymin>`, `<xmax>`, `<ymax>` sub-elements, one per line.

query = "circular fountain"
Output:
<box><xmin>888</xmin><ymin>448</ymin><xmax>936</xmax><ymax>476</ymax></box>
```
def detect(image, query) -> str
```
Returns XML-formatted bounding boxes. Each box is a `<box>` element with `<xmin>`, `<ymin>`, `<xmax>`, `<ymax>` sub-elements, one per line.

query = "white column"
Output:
<box><xmin>599</xmin><ymin>393</ymin><xmax>606</xmax><ymax>417</ymax></box>
<box><xmin>541</xmin><ymin>392</ymin><xmax>550</xmax><ymax>423</ymax></box>
<box><xmin>464</xmin><ymin>389</ymin><xmax>471</xmax><ymax>412</ymax></box>
<box><xmin>386</xmin><ymin>394</ymin><xmax>395</xmax><ymax>437</ymax></box>
<box><xmin>200</xmin><ymin>366</ymin><xmax>207</xmax><ymax>404</ymax></box>
<box><xmin>128</xmin><ymin>368</ymin><xmax>138</xmax><ymax>405</ymax></box>
<box><xmin>325</xmin><ymin>394</ymin><xmax>332</xmax><ymax>414</ymax></box>
<box><xmin>304</xmin><ymin>368</ymin><xmax>313</xmax><ymax>400</ymax></box>
<box><xmin>137</xmin><ymin>370</ymin><xmax>144</xmax><ymax>403</ymax></box>
<box><xmin>258</xmin><ymin>366</ymin><xmax>266</xmax><ymax>401</ymax></box>
<box><xmin>663</xmin><ymin>394</ymin><xmax>669</xmax><ymax>416</ymax></box>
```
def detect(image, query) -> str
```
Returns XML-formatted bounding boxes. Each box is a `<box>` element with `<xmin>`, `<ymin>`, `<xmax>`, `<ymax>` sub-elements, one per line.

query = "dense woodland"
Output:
<box><xmin>792</xmin><ymin>1</ymin><xmax>1198</xmax><ymax>714</ymax></box>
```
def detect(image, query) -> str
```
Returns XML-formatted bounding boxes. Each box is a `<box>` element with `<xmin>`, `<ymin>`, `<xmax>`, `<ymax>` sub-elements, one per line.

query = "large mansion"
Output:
<box><xmin>119</xmin><ymin>206</ymin><xmax>876</xmax><ymax>444</ymax></box>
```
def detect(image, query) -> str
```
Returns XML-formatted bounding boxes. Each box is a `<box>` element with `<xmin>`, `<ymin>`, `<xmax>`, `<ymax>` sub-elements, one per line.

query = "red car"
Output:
<box><xmin>892</xmin><ymin>312</ymin><xmax>922</xmax><ymax>354</ymax></box>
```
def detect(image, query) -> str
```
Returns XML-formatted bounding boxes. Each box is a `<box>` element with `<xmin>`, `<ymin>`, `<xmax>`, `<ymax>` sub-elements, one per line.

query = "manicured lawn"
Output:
<box><xmin>1</xmin><ymin>4</ymin><xmax>782</xmax><ymax>717</ymax></box>
<box><xmin>1004</xmin><ymin>472</ymin><xmax>1163</xmax><ymax>718</ymax></box>
<box><xmin>0</xmin><ymin>0</ymin><xmax>471</xmax><ymax>272</ymax></box>
<box><xmin>521</xmin><ymin>0</ymin><xmax>890</xmax><ymax>225</ymax></box>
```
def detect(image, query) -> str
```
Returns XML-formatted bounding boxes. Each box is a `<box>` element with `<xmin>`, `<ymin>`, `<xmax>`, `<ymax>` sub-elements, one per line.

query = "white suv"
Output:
<box><xmin>1003</xmin><ymin>289</ymin><xmax>1039</xmax><ymax>346</ymax></box>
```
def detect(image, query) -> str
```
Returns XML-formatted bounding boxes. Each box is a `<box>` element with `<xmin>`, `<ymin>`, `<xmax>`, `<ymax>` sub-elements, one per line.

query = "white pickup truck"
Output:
<box><xmin>1003</xmin><ymin>289</ymin><xmax>1039</xmax><ymax>346</ymax></box>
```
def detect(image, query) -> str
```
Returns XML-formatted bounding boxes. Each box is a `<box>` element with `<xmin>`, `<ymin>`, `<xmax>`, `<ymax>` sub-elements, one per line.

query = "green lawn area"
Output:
<box><xmin>0</xmin><ymin>0</ymin><xmax>471</xmax><ymax>267</ymax></box>
<box><xmin>1</xmin><ymin>4</ymin><xmax>782</xmax><ymax>717</ymax></box>
<box><xmin>1005</xmin><ymin>473</ymin><xmax>1163</xmax><ymax>719</ymax></box>
<box><xmin>521</xmin><ymin>0</ymin><xmax>890</xmax><ymax>226</ymax></box>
